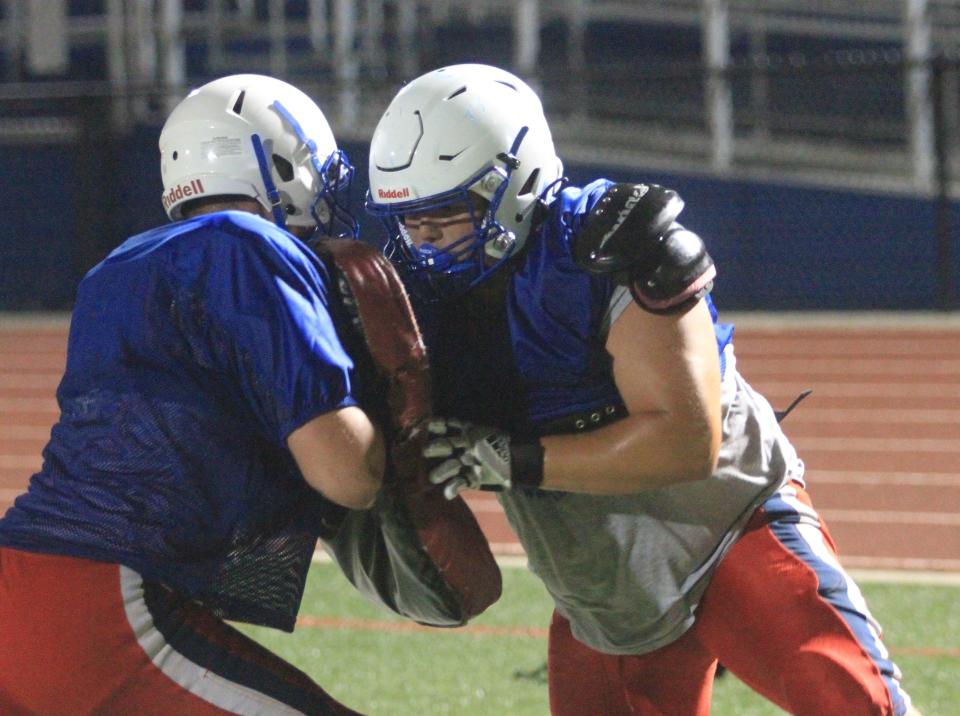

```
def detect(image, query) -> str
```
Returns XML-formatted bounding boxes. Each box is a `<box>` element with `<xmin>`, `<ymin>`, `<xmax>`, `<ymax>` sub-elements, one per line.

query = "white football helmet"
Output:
<box><xmin>159</xmin><ymin>74</ymin><xmax>356</xmax><ymax>238</ymax></box>
<box><xmin>366</xmin><ymin>64</ymin><xmax>564</xmax><ymax>294</ymax></box>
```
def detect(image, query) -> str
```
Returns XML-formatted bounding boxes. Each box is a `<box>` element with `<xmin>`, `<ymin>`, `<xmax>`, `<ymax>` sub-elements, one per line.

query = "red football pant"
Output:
<box><xmin>0</xmin><ymin>548</ymin><xmax>362</xmax><ymax>715</ymax></box>
<box><xmin>547</xmin><ymin>483</ymin><xmax>912</xmax><ymax>716</ymax></box>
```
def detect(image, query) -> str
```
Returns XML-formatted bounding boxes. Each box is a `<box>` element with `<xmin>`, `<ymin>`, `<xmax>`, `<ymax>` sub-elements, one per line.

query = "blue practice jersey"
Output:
<box><xmin>511</xmin><ymin>179</ymin><xmax>733</xmax><ymax>427</ymax></box>
<box><xmin>426</xmin><ymin>179</ymin><xmax>733</xmax><ymax>434</ymax></box>
<box><xmin>0</xmin><ymin>211</ymin><xmax>357</xmax><ymax>630</ymax></box>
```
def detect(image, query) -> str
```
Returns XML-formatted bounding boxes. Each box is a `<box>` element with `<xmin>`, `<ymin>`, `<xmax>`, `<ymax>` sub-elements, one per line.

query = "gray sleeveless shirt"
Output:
<box><xmin>498</xmin><ymin>299</ymin><xmax>804</xmax><ymax>655</ymax></box>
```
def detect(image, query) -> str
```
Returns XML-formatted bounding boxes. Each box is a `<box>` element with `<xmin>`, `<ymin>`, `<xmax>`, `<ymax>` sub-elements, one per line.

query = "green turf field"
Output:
<box><xmin>239</xmin><ymin>561</ymin><xmax>959</xmax><ymax>715</ymax></box>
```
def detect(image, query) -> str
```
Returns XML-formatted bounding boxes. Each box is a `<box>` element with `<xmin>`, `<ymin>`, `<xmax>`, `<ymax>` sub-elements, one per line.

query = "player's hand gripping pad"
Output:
<box><xmin>312</xmin><ymin>239</ymin><xmax>502</xmax><ymax>626</ymax></box>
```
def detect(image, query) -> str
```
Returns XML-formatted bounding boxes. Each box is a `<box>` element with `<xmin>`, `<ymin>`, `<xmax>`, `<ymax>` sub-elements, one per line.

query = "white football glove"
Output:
<box><xmin>423</xmin><ymin>418</ymin><xmax>514</xmax><ymax>499</ymax></box>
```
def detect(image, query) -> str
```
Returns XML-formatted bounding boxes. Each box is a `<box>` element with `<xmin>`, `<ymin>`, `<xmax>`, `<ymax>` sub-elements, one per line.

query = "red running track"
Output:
<box><xmin>2</xmin><ymin>314</ymin><xmax>959</xmax><ymax>572</ymax></box>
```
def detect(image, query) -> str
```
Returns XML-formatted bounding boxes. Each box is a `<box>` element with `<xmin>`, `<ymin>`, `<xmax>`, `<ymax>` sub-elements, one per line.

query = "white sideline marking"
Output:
<box><xmin>849</xmin><ymin>569</ymin><xmax>960</xmax><ymax>586</ymax></box>
<box><xmin>749</xmin><ymin>381</ymin><xmax>960</xmax><ymax>398</ymax></box>
<box><xmin>820</xmin><ymin>508</ymin><xmax>960</xmax><ymax>525</ymax></box>
<box><xmin>744</xmin><ymin>358</ymin><xmax>960</xmax><ymax>375</ymax></box>
<box><xmin>811</xmin><ymin>471</ymin><xmax>960</xmax><ymax>486</ymax></box>
<box><xmin>0</xmin><ymin>313</ymin><xmax>71</xmax><ymax>328</ymax></box>
<box><xmin>795</xmin><ymin>437</ymin><xmax>960</xmax><ymax>453</ymax></box>
<box><xmin>741</xmin><ymin>344</ymin><xmax>960</xmax><ymax>356</ymax></box>
<box><xmin>788</xmin><ymin>408</ymin><xmax>960</xmax><ymax>425</ymax></box>
<box><xmin>723</xmin><ymin>311</ymin><xmax>960</xmax><ymax>328</ymax></box>
<box><xmin>845</xmin><ymin>556</ymin><xmax>960</xmax><ymax>574</ymax></box>
<box><xmin>7</xmin><ymin>311</ymin><xmax>960</xmax><ymax>331</ymax></box>
<box><xmin>0</xmin><ymin>374</ymin><xmax>61</xmax><ymax>389</ymax></box>
<box><xmin>0</xmin><ymin>398</ymin><xmax>58</xmax><ymax>412</ymax></box>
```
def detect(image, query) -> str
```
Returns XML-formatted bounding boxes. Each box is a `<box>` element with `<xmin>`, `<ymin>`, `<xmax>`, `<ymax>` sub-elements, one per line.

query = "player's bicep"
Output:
<box><xmin>287</xmin><ymin>406</ymin><xmax>385</xmax><ymax>509</ymax></box>
<box><xmin>606</xmin><ymin>298</ymin><xmax>722</xmax><ymax>441</ymax></box>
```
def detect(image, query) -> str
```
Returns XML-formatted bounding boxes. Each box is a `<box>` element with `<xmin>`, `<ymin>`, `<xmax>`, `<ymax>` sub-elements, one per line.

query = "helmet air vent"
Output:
<box><xmin>231</xmin><ymin>90</ymin><xmax>246</xmax><ymax>115</ymax></box>
<box><xmin>445</xmin><ymin>86</ymin><xmax>467</xmax><ymax>100</ymax></box>
<box><xmin>438</xmin><ymin>147</ymin><xmax>467</xmax><ymax>162</ymax></box>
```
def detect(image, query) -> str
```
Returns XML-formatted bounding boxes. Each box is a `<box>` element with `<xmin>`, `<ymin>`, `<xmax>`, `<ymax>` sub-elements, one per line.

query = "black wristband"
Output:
<box><xmin>510</xmin><ymin>438</ymin><xmax>545</xmax><ymax>488</ymax></box>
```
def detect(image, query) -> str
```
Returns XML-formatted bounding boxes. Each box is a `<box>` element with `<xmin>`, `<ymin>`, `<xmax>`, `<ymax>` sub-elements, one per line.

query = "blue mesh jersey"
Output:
<box><xmin>424</xmin><ymin>179</ymin><xmax>800</xmax><ymax>654</ymax></box>
<box><xmin>0</xmin><ymin>211</ymin><xmax>359</xmax><ymax>631</ymax></box>
<box><xmin>426</xmin><ymin>179</ymin><xmax>734</xmax><ymax>434</ymax></box>
<box><xmin>509</xmin><ymin>179</ymin><xmax>733</xmax><ymax>427</ymax></box>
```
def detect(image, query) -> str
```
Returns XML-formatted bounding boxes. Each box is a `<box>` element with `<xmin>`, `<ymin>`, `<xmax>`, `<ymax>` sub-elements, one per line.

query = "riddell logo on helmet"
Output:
<box><xmin>377</xmin><ymin>187</ymin><xmax>410</xmax><ymax>199</ymax></box>
<box><xmin>162</xmin><ymin>179</ymin><xmax>206</xmax><ymax>209</ymax></box>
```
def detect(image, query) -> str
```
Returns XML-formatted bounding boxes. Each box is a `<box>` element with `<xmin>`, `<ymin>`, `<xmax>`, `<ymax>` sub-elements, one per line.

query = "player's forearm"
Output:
<box><xmin>538</xmin><ymin>408</ymin><xmax>720</xmax><ymax>495</ymax></box>
<box><xmin>420</xmin><ymin>373</ymin><xmax>720</xmax><ymax>497</ymax></box>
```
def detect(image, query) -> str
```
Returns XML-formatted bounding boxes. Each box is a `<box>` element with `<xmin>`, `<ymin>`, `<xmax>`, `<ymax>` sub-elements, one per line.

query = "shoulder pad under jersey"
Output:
<box><xmin>572</xmin><ymin>183</ymin><xmax>684</xmax><ymax>274</ymax></box>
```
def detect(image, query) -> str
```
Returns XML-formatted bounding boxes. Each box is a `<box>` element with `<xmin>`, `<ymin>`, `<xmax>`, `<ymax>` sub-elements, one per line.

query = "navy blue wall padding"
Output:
<box><xmin>561</xmin><ymin>162</ymin><xmax>951</xmax><ymax>311</ymax></box>
<box><xmin>0</xmin><ymin>145</ymin><xmax>81</xmax><ymax>310</ymax></box>
<box><xmin>0</xmin><ymin>134</ymin><xmax>955</xmax><ymax>311</ymax></box>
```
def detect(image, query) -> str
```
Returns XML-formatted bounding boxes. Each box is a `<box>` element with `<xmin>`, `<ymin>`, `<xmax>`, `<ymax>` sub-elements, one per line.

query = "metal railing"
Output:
<box><xmin>0</xmin><ymin>0</ymin><xmax>957</xmax><ymax>197</ymax></box>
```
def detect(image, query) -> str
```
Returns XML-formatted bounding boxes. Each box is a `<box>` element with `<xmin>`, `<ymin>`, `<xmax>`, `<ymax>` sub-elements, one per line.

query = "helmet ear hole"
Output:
<box><xmin>517</xmin><ymin>168</ymin><xmax>540</xmax><ymax>197</ymax></box>
<box><xmin>272</xmin><ymin>154</ymin><xmax>294</xmax><ymax>182</ymax></box>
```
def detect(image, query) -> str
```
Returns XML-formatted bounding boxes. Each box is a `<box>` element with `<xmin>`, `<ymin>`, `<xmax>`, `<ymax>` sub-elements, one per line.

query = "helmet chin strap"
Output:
<box><xmin>250</xmin><ymin>132</ymin><xmax>288</xmax><ymax>229</ymax></box>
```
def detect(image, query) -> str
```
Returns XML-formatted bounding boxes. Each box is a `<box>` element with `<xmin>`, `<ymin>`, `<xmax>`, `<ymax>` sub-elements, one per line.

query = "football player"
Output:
<box><xmin>0</xmin><ymin>74</ymin><xmax>374</xmax><ymax>715</ymax></box>
<box><xmin>366</xmin><ymin>63</ymin><xmax>920</xmax><ymax>716</ymax></box>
